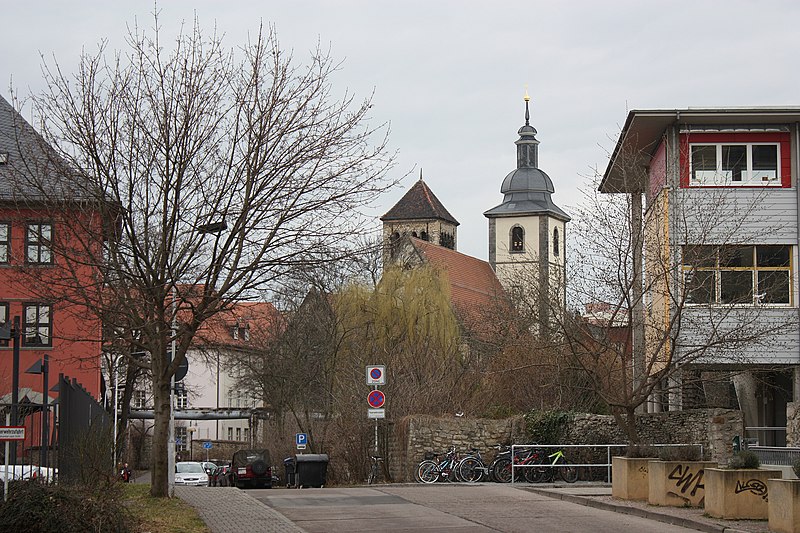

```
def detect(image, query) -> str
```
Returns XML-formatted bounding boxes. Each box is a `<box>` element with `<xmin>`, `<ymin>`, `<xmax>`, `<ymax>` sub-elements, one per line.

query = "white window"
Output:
<box><xmin>690</xmin><ymin>143</ymin><xmax>780</xmax><ymax>186</ymax></box>
<box><xmin>683</xmin><ymin>245</ymin><xmax>792</xmax><ymax>306</ymax></box>
<box><xmin>133</xmin><ymin>390</ymin><xmax>147</xmax><ymax>409</ymax></box>
<box><xmin>227</xmin><ymin>427</ymin><xmax>233</xmax><ymax>440</ymax></box>
<box><xmin>236</xmin><ymin>427</ymin><xmax>242</xmax><ymax>441</ymax></box>
<box><xmin>176</xmin><ymin>388</ymin><xmax>188</xmax><ymax>409</ymax></box>
<box><xmin>0</xmin><ymin>302</ymin><xmax>8</xmax><ymax>347</ymax></box>
<box><xmin>25</xmin><ymin>222</ymin><xmax>53</xmax><ymax>263</ymax></box>
<box><xmin>244</xmin><ymin>428</ymin><xmax>250</xmax><ymax>442</ymax></box>
<box><xmin>0</xmin><ymin>222</ymin><xmax>9</xmax><ymax>263</ymax></box>
<box><xmin>23</xmin><ymin>303</ymin><xmax>52</xmax><ymax>346</ymax></box>
<box><xmin>176</xmin><ymin>426</ymin><xmax>187</xmax><ymax>452</ymax></box>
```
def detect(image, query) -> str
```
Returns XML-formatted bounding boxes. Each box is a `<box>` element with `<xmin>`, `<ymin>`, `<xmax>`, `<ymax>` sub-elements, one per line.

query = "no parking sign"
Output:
<box><xmin>366</xmin><ymin>365</ymin><xmax>385</xmax><ymax>385</ymax></box>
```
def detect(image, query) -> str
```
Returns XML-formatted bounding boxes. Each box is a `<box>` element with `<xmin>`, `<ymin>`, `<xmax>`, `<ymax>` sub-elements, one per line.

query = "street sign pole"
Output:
<box><xmin>3</xmin><ymin>414</ymin><xmax>9</xmax><ymax>502</ymax></box>
<box><xmin>373</xmin><ymin>386</ymin><xmax>379</xmax><ymax>455</ymax></box>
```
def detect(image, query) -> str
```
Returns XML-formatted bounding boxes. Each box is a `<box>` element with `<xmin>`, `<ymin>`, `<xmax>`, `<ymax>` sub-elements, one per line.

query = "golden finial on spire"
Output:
<box><xmin>523</xmin><ymin>85</ymin><xmax>531</xmax><ymax>126</ymax></box>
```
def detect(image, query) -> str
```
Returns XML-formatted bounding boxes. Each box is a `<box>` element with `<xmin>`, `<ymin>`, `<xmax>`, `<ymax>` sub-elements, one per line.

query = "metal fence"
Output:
<box><xmin>748</xmin><ymin>446</ymin><xmax>800</xmax><ymax>466</ymax></box>
<box><xmin>57</xmin><ymin>374</ymin><xmax>112</xmax><ymax>484</ymax></box>
<box><xmin>509</xmin><ymin>443</ymin><xmax>705</xmax><ymax>484</ymax></box>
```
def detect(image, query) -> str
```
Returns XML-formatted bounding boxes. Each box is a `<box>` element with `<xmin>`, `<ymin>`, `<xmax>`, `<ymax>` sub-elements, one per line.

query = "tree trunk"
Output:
<box><xmin>150</xmin><ymin>372</ymin><xmax>171</xmax><ymax>497</ymax></box>
<box><xmin>611</xmin><ymin>406</ymin><xmax>641</xmax><ymax>445</ymax></box>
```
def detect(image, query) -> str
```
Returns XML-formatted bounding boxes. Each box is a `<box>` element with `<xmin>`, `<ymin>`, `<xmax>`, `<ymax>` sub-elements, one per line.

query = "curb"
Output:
<box><xmin>523</xmin><ymin>487</ymin><xmax>752</xmax><ymax>533</ymax></box>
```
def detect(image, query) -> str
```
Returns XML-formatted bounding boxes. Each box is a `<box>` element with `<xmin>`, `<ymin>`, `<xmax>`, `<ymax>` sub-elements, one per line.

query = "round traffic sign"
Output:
<box><xmin>368</xmin><ymin>390</ymin><xmax>385</xmax><ymax>408</ymax></box>
<box><xmin>370</xmin><ymin>367</ymin><xmax>382</xmax><ymax>380</ymax></box>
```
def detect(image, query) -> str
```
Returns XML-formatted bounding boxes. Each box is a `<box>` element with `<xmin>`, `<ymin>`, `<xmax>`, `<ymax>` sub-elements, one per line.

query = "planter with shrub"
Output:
<box><xmin>767</xmin><ymin>457</ymin><xmax>800</xmax><ymax>533</ymax></box>
<box><xmin>647</xmin><ymin>445</ymin><xmax>716</xmax><ymax>508</ymax></box>
<box><xmin>611</xmin><ymin>445</ymin><xmax>658</xmax><ymax>501</ymax></box>
<box><xmin>705</xmin><ymin>450</ymin><xmax>782</xmax><ymax>520</ymax></box>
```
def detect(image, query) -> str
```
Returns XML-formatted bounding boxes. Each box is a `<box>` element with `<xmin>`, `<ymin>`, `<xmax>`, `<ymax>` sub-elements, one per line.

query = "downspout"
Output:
<box><xmin>795</xmin><ymin>123</ymin><xmax>800</xmax><ymax>405</ymax></box>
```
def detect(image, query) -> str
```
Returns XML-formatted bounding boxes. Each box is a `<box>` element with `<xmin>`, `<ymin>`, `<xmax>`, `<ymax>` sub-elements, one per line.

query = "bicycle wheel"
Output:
<box><xmin>417</xmin><ymin>460</ymin><xmax>439</xmax><ymax>484</ymax></box>
<box><xmin>559</xmin><ymin>464</ymin><xmax>578</xmax><ymax>483</ymax></box>
<box><xmin>492</xmin><ymin>458</ymin><xmax>512</xmax><ymax>483</ymax></box>
<box><xmin>458</xmin><ymin>457</ymin><xmax>483</xmax><ymax>483</ymax></box>
<box><xmin>523</xmin><ymin>463</ymin><xmax>546</xmax><ymax>483</ymax></box>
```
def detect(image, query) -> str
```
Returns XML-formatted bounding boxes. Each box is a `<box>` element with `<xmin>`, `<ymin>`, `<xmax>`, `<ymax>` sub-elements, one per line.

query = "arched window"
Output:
<box><xmin>411</xmin><ymin>231</ymin><xmax>418</xmax><ymax>238</ymax></box>
<box><xmin>553</xmin><ymin>227</ymin><xmax>560</xmax><ymax>257</ymax></box>
<box><xmin>511</xmin><ymin>226</ymin><xmax>524</xmax><ymax>253</ymax></box>
<box><xmin>420</xmin><ymin>231</ymin><xmax>428</xmax><ymax>241</ymax></box>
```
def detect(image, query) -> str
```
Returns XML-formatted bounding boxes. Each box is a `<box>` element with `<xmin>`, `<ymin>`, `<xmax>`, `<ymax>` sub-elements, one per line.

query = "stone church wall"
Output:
<box><xmin>386</xmin><ymin>409</ymin><xmax>743</xmax><ymax>482</ymax></box>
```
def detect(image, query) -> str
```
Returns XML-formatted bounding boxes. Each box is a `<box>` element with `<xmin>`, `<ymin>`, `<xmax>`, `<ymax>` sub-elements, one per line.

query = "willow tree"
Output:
<box><xmin>7</xmin><ymin>14</ymin><xmax>395</xmax><ymax>496</ymax></box>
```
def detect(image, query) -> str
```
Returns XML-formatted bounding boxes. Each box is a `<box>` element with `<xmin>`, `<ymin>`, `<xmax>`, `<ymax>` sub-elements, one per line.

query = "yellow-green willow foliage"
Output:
<box><xmin>333</xmin><ymin>264</ymin><xmax>467</xmax><ymax>416</ymax></box>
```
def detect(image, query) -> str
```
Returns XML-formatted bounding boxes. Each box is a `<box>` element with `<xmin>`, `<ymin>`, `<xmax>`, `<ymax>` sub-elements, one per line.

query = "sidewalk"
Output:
<box><xmin>525</xmin><ymin>484</ymin><xmax>770</xmax><ymax>533</ymax></box>
<box><xmin>175</xmin><ymin>486</ymin><xmax>307</xmax><ymax>533</ymax></box>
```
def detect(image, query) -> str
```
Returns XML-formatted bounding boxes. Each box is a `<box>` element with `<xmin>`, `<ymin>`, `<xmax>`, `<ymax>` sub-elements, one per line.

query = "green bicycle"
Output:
<box><xmin>529</xmin><ymin>448</ymin><xmax>578</xmax><ymax>483</ymax></box>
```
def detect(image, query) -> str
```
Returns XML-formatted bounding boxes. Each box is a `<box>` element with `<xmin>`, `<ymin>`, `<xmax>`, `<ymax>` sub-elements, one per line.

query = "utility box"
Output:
<box><xmin>283</xmin><ymin>456</ymin><xmax>296</xmax><ymax>488</ymax></box>
<box><xmin>295</xmin><ymin>453</ymin><xmax>329</xmax><ymax>488</ymax></box>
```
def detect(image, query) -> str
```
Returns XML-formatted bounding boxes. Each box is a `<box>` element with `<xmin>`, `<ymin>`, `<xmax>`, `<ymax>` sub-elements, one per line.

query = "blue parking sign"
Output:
<box><xmin>296</xmin><ymin>433</ymin><xmax>308</xmax><ymax>448</ymax></box>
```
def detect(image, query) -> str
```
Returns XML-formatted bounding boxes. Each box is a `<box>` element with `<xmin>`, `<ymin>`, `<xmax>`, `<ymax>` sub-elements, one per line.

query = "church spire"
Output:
<box><xmin>516</xmin><ymin>88</ymin><xmax>539</xmax><ymax>169</ymax></box>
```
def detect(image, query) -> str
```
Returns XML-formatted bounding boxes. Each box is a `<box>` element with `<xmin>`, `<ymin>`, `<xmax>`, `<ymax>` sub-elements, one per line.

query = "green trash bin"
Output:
<box><xmin>295</xmin><ymin>454</ymin><xmax>328</xmax><ymax>488</ymax></box>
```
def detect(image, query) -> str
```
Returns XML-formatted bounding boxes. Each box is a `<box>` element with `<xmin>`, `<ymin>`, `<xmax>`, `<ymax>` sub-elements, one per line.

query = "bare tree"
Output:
<box><xmin>8</xmin><ymin>14</ymin><xmax>396</xmax><ymax>496</ymax></box>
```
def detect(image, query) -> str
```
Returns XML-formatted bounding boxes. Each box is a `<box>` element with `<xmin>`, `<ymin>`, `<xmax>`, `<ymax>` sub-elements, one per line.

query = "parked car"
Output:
<box><xmin>230</xmin><ymin>449</ymin><xmax>272</xmax><ymax>489</ymax></box>
<box><xmin>175</xmin><ymin>461</ymin><xmax>209</xmax><ymax>486</ymax></box>
<box><xmin>0</xmin><ymin>465</ymin><xmax>56</xmax><ymax>482</ymax></box>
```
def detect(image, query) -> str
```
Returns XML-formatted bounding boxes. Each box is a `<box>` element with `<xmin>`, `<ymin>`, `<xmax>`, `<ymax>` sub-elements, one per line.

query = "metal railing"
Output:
<box><xmin>748</xmin><ymin>446</ymin><xmax>800</xmax><ymax>466</ymax></box>
<box><xmin>509</xmin><ymin>443</ymin><xmax>704</xmax><ymax>484</ymax></box>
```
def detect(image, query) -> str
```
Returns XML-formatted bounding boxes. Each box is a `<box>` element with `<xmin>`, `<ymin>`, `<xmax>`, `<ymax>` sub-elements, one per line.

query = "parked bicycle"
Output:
<box><xmin>492</xmin><ymin>446</ymin><xmax>546</xmax><ymax>483</ymax></box>
<box><xmin>456</xmin><ymin>447</ymin><xmax>489</xmax><ymax>483</ymax></box>
<box><xmin>417</xmin><ymin>446</ymin><xmax>462</xmax><ymax>483</ymax></box>
<box><xmin>368</xmin><ymin>455</ymin><xmax>383</xmax><ymax>484</ymax></box>
<box><xmin>528</xmin><ymin>448</ymin><xmax>578</xmax><ymax>483</ymax></box>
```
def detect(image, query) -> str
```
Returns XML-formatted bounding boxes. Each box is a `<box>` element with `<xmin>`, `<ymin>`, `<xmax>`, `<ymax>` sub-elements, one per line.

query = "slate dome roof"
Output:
<box><xmin>484</xmin><ymin>99</ymin><xmax>570</xmax><ymax>222</ymax></box>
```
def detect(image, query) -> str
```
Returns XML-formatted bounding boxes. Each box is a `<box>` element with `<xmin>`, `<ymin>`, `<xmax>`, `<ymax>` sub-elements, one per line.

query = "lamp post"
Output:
<box><xmin>168</xmin><ymin>218</ymin><xmax>226</xmax><ymax>496</ymax></box>
<box><xmin>168</xmin><ymin>286</ymin><xmax>177</xmax><ymax>497</ymax></box>
<box><xmin>187</xmin><ymin>426</ymin><xmax>196</xmax><ymax>461</ymax></box>
<box><xmin>24</xmin><ymin>354</ymin><xmax>49</xmax><ymax>473</ymax></box>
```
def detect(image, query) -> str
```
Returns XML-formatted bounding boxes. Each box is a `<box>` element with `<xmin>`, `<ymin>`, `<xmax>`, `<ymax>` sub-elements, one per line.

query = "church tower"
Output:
<box><xmin>484</xmin><ymin>92</ymin><xmax>570</xmax><ymax>320</ymax></box>
<box><xmin>380</xmin><ymin>174</ymin><xmax>459</xmax><ymax>264</ymax></box>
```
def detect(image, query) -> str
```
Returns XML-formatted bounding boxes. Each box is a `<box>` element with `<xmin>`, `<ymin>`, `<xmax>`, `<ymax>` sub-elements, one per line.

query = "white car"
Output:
<box><xmin>0</xmin><ymin>465</ymin><xmax>57</xmax><ymax>482</ymax></box>
<box><xmin>175</xmin><ymin>461</ymin><xmax>209</xmax><ymax>486</ymax></box>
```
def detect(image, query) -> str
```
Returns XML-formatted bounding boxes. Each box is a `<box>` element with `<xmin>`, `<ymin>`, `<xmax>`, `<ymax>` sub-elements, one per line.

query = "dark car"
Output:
<box><xmin>230</xmin><ymin>449</ymin><xmax>272</xmax><ymax>489</ymax></box>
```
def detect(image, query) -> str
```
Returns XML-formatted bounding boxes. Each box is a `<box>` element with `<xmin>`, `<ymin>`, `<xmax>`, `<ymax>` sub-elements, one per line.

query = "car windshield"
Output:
<box><xmin>176</xmin><ymin>463</ymin><xmax>205</xmax><ymax>474</ymax></box>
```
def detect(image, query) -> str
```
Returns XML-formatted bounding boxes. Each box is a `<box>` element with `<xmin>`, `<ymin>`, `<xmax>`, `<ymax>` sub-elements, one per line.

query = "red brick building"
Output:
<box><xmin>0</xmin><ymin>95</ymin><xmax>104</xmax><ymax>461</ymax></box>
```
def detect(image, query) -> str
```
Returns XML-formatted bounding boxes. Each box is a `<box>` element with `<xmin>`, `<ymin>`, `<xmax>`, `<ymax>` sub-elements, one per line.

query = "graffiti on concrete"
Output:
<box><xmin>734</xmin><ymin>479</ymin><xmax>768</xmax><ymax>501</ymax></box>
<box><xmin>667</xmin><ymin>464</ymin><xmax>705</xmax><ymax>497</ymax></box>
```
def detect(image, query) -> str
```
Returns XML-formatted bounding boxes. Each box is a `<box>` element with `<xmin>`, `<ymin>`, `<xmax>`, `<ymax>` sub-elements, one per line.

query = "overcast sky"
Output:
<box><xmin>4</xmin><ymin>1</ymin><xmax>800</xmax><ymax>260</ymax></box>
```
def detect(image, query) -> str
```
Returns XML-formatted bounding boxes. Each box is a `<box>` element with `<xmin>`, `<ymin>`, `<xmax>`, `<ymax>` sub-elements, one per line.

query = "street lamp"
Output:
<box><xmin>168</xmin><ymin>218</ymin><xmax>226</xmax><ymax>496</ymax></box>
<box><xmin>24</xmin><ymin>354</ymin><xmax>49</xmax><ymax>473</ymax></box>
<box><xmin>0</xmin><ymin>316</ymin><xmax>21</xmax><ymax>465</ymax></box>
<box><xmin>187</xmin><ymin>426</ymin><xmax>196</xmax><ymax>461</ymax></box>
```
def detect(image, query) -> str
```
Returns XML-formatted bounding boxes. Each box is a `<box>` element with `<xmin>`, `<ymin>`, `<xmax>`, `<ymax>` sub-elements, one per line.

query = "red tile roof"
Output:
<box><xmin>193</xmin><ymin>301</ymin><xmax>282</xmax><ymax>349</ymax></box>
<box><xmin>407</xmin><ymin>238</ymin><xmax>507</xmax><ymax>331</ymax></box>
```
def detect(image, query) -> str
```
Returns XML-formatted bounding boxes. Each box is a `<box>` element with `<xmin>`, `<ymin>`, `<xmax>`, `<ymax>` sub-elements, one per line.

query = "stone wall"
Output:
<box><xmin>562</xmin><ymin>409</ymin><xmax>743</xmax><ymax>464</ymax></box>
<box><xmin>388</xmin><ymin>415</ymin><xmax>526</xmax><ymax>481</ymax></box>
<box><xmin>788</xmin><ymin>402</ymin><xmax>799</xmax><ymax>447</ymax></box>
<box><xmin>388</xmin><ymin>409</ymin><xmax>744</xmax><ymax>481</ymax></box>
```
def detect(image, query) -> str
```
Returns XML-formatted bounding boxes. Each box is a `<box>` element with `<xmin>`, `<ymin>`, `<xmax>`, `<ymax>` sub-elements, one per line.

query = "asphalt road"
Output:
<box><xmin>249</xmin><ymin>483</ymin><xmax>700</xmax><ymax>533</ymax></box>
